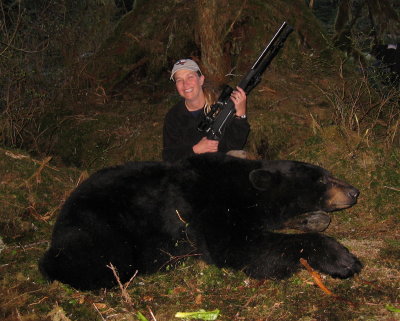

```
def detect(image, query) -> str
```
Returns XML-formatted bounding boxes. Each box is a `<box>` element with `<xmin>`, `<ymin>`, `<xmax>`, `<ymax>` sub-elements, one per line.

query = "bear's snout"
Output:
<box><xmin>347</xmin><ymin>186</ymin><xmax>360</xmax><ymax>200</ymax></box>
<box><xmin>324</xmin><ymin>177</ymin><xmax>360</xmax><ymax>210</ymax></box>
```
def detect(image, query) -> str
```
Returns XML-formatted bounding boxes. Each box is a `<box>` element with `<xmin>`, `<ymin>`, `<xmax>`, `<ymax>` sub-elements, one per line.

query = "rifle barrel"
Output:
<box><xmin>198</xmin><ymin>21</ymin><xmax>293</xmax><ymax>140</ymax></box>
<box><xmin>252</xmin><ymin>21</ymin><xmax>291</xmax><ymax>70</ymax></box>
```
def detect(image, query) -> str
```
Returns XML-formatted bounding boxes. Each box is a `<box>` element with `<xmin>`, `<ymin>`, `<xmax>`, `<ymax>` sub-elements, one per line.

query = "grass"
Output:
<box><xmin>1</xmin><ymin>60</ymin><xmax>400</xmax><ymax>321</ymax></box>
<box><xmin>1</xmin><ymin>121</ymin><xmax>399</xmax><ymax>320</ymax></box>
<box><xmin>1</xmin><ymin>70</ymin><xmax>399</xmax><ymax>321</ymax></box>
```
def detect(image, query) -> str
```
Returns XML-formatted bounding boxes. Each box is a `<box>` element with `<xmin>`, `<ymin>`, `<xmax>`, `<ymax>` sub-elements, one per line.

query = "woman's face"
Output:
<box><xmin>174</xmin><ymin>69</ymin><xmax>205</xmax><ymax>102</ymax></box>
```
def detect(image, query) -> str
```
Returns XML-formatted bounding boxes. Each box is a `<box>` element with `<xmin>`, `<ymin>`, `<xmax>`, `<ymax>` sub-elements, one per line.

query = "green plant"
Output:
<box><xmin>313</xmin><ymin>59</ymin><xmax>400</xmax><ymax>148</ymax></box>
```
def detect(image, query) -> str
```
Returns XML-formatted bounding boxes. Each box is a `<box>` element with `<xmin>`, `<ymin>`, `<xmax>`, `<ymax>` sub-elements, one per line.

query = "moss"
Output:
<box><xmin>60</xmin><ymin>301</ymin><xmax>99</xmax><ymax>320</ymax></box>
<box><xmin>380</xmin><ymin>240</ymin><xmax>400</xmax><ymax>262</ymax></box>
<box><xmin>305</xmin><ymin>135</ymin><xmax>323</xmax><ymax>146</ymax></box>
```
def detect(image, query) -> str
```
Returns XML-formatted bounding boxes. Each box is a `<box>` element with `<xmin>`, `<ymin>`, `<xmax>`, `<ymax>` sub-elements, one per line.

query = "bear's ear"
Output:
<box><xmin>249</xmin><ymin>169</ymin><xmax>273</xmax><ymax>191</ymax></box>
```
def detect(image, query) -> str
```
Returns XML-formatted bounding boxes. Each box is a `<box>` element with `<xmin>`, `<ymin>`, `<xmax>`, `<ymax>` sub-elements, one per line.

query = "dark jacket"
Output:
<box><xmin>162</xmin><ymin>100</ymin><xmax>250</xmax><ymax>162</ymax></box>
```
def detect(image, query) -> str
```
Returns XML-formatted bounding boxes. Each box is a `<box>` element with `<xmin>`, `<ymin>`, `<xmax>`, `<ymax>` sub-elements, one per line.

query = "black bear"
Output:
<box><xmin>39</xmin><ymin>153</ymin><xmax>362</xmax><ymax>290</ymax></box>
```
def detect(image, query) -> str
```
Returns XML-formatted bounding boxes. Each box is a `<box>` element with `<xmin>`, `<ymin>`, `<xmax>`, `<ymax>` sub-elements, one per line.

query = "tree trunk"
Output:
<box><xmin>366</xmin><ymin>0</ymin><xmax>400</xmax><ymax>42</ymax></box>
<box><xmin>196</xmin><ymin>0</ymin><xmax>230</xmax><ymax>83</ymax></box>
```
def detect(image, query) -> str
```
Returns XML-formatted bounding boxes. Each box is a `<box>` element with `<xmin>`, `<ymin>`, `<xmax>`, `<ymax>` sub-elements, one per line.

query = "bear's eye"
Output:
<box><xmin>318</xmin><ymin>178</ymin><xmax>326</xmax><ymax>184</ymax></box>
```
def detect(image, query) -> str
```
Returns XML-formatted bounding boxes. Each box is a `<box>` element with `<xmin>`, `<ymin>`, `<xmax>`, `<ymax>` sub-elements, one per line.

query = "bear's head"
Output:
<box><xmin>249</xmin><ymin>160</ymin><xmax>359</xmax><ymax>215</ymax></box>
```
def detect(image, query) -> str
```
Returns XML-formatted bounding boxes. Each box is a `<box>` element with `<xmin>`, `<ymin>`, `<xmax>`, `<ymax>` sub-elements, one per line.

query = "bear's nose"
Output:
<box><xmin>348</xmin><ymin>187</ymin><xmax>360</xmax><ymax>200</ymax></box>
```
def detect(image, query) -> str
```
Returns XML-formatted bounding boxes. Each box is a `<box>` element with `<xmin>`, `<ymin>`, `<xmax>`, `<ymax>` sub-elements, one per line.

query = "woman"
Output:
<box><xmin>162</xmin><ymin>59</ymin><xmax>250</xmax><ymax>162</ymax></box>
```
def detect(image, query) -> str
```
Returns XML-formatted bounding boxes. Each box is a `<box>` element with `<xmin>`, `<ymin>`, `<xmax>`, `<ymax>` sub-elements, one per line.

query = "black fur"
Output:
<box><xmin>39</xmin><ymin>153</ymin><xmax>362</xmax><ymax>290</ymax></box>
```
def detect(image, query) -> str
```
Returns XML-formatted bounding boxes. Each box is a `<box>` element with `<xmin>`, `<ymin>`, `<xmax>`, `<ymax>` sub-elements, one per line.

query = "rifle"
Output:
<box><xmin>198</xmin><ymin>21</ymin><xmax>293</xmax><ymax>140</ymax></box>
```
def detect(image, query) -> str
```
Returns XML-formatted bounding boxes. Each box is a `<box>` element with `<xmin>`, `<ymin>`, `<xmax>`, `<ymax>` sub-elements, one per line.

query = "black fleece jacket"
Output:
<box><xmin>162</xmin><ymin>100</ymin><xmax>250</xmax><ymax>162</ymax></box>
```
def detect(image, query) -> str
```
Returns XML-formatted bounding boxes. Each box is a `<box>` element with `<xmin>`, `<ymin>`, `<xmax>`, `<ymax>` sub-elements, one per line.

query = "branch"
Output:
<box><xmin>0</xmin><ymin>1</ymin><xmax>22</xmax><ymax>57</ymax></box>
<box><xmin>300</xmin><ymin>258</ymin><xmax>357</xmax><ymax>307</ymax></box>
<box><xmin>107</xmin><ymin>263</ymin><xmax>138</xmax><ymax>307</ymax></box>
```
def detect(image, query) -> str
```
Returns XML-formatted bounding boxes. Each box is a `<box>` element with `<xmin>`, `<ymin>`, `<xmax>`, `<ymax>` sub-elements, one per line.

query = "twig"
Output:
<box><xmin>1</xmin><ymin>148</ymin><xmax>58</xmax><ymax>171</ymax></box>
<box><xmin>30</xmin><ymin>156</ymin><xmax>52</xmax><ymax>183</ymax></box>
<box><xmin>384</xmin><ymin>185</ymin><xmax>400</xmax><ymax>192</ymax></box>
<box><xmin>175</xmin><ymin>209</ymin><xmax>187</xmax><ymax>225</ymax></box>
<box><xmin>76</xmin><ymin>170</ymin><xmax>89</xmax><ymax>186</ymax></box>
<box><xmin>300</xmin><ymin>258</ymin><xmax>357</xmax><ymax>307</ymax></box>
<box><xmin>0</xmin><ymin>39</ymin><xmax>50</xmax><ymax>54</ymax></box>
<box><xmin>92</xmin><ymin>303</ymin><xmax>106</xmax><ymax>321</ymax></box>
<box><xmin>28</xmin><ymin>296</ymin><xmax>48</xmax><ymax>306</ymax></box>
<box><xmin>147</xmin><ymin>306</ymin><xmax>157</xmax><ymax>321</ymax></box>
<box><xmin>16</xmin><ymin>309</ymin><xmax>22</xmax><ymax>321</ymax></box>
<box><xmin>4</xmin><ymin>289</ymin><xmax>42</xmax><ymax>306</ymax></box>
<box><xmin>107</xmin><ymin>263</ymin><xmax>138</xmax><ymax>307</ymax></box>
<box><xmin>0</xmin><ymin>0</ymin><xmax>21</xmax><ymax>57</ymax></box>
<box><xmin>15</xmin><ymin>156</ymin><xmax>53</xmax><ymax>188</ymax></box>
<box><xmin>223</xmin><ymin>0</ymin><xmax>247</xmax><ymax>40</ymax></box>
<box><xmin>4</xmin><ymin>150</ymin><xmax>28</xmax><ymax>159</ymax></box>
<box><xmin>7</xmin><ymin>241</ymin><xmax>48</xmax><ymax>251</ymax></box>
<box><xmin>31</xmin><ymin>158</ymin><xmax>59</xmax><ymax>171</ymax></box>
<box><xmin>300</xmin><ymin>258</ymin><xmax>334</xmax><ymax>295</ymax></box>
<box><xmin>158</xmin><ymin>249</ymin><xmax>202</xmax><ymax>271</ymax></box>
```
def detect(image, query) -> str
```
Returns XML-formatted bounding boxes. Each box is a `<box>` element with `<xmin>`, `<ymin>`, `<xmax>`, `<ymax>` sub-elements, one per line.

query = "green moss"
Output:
<box><xmin>305</xmin><ymin>135</ymin><xmax>323</xmax><ymax>146</ymax></box>
<box><xmin>60</xmin><ymin>301</ymin><xmax>99</xmax><ymax>320</ymax></box>
<box><xmin>380</xmin><ymin>240</ymin><xmax>400</xmax><ymax>262</ymax></box>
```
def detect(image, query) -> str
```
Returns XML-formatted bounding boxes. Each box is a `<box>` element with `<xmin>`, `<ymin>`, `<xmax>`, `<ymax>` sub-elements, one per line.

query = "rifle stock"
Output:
<box><xmin>198</xmin><ymin>21</ymin><xmax>293</xmax><ymax>140</ymax></box>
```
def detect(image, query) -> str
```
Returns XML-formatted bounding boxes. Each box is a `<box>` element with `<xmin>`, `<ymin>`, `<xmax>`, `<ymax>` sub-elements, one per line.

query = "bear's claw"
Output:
<box><xmin>307</xmin><ymin>237</ymin><xmax>363</xmax><ymax>279</ymax></box>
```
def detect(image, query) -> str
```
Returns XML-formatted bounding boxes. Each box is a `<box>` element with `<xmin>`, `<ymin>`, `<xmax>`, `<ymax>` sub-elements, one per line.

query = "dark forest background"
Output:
<box><xmin>1</xmin><ymin>0</ymin><xmax>399</xmax><ymax>166</ymax></box>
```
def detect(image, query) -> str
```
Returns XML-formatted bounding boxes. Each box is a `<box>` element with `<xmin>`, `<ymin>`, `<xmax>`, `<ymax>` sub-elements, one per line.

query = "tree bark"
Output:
<box><xmin>196</xmin><ymin>0</ymin><xmax>230</xmax><ymax>83</ymax></box>
<box><xmin>366</xmin><ymin>0</ymin><xmax>400</xmax><ymax>42</ymax></box>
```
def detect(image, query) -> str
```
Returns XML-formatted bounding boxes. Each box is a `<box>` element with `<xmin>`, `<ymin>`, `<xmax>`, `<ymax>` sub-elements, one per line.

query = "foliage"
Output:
<box><xmin>311</xmin><ymin>60</ymin><xmax>400</xmax><ymax>148</ymax></box>
<box><xmin>0</xmin><ymin>0</ymin><xmax>117</xmax><ymax>153</ymax></box>
<box><xmin>175</xmin><ymin>309</ymin><xmax>220</xmax><ymax>320</ymax></box>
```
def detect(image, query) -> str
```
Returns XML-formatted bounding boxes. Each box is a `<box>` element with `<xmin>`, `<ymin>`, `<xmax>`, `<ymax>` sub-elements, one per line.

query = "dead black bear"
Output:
<box><xmin>39</xmin><ymin>153</ymin><xmax>362</xmax><ymax>290</ymax></box>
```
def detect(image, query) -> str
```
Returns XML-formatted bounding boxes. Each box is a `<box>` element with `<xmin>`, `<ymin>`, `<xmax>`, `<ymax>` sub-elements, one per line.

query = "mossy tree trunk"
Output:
<box><xmin>196</xmin><ymin>0</ymin><xmax>230</xmax><ymax>83</ymax></box>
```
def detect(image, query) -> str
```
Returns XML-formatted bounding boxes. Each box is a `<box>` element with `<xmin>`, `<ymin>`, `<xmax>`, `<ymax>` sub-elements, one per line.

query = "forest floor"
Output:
<box><xmin>1</xmin><ymin>40</ymin><xmax>399</xmax><ymax>321</ymax></box>
<box><xmin>1</xmin><ymin>93</ymin><xmax>399</xmax><ymax>321</ymax></box>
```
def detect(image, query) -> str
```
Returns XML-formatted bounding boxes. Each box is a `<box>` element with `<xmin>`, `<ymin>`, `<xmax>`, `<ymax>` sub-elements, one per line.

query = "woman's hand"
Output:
<box><xmin>193</xmin><ymin>137</ymin><xmax>219</xmax><ymax>154</ymax></box>
<box><xmin>230</xmin><ymin>86</ymin><xmax>247</xmax><ymax>117</ymax></box>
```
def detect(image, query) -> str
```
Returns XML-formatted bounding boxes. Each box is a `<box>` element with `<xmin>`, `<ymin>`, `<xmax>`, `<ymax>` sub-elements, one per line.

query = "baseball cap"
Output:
<box><xmin>170</xmin><ymin>59</ymin><xmax>202</xmax><ymax>81</ymax></box>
